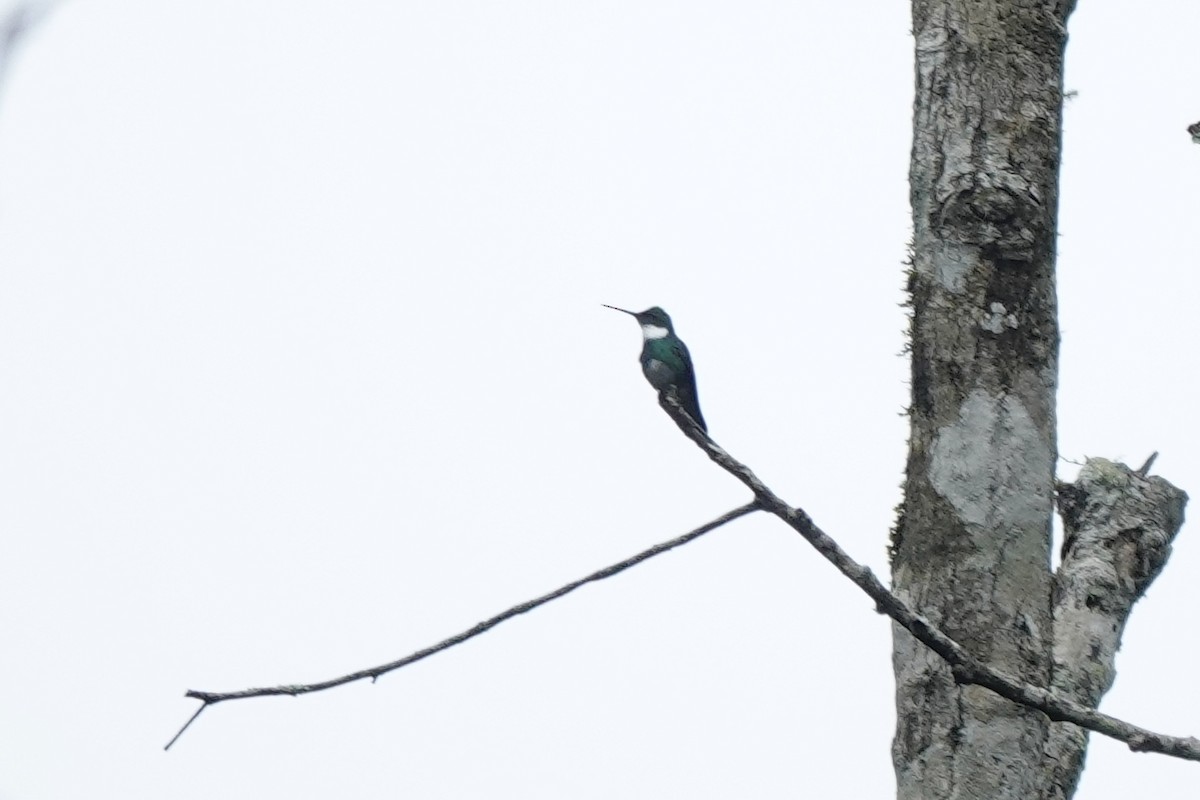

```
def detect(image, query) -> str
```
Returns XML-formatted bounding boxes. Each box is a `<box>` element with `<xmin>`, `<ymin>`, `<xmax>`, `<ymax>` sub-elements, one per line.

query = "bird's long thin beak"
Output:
<box><xmin>602</xmin><ymin>304</ymin><xmax>636</xmax><ymax>316</ymax></box>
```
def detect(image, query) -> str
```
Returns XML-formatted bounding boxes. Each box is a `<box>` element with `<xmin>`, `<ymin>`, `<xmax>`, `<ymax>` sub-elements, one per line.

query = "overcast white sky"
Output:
<box><xmin>0</xmin><ymin>2</ymin><xmax>1197</xmax><ymax>798</ymax></box>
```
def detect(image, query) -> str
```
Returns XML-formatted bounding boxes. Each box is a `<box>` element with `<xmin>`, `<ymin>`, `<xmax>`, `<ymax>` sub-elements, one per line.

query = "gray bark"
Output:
<box><xmin>892</xmin><ymin>1</ymin><xmax>1070</xmax><ymax>798</ymax></box>
<box><xmin>892</xmin><ymin>2</ymin><xmax>1189</xmax><ymax>798</ymax></box>
<box><xmin>1044</xmin><ymin>460</ymin><xmax>1187</xmax><ymax>798</ymax></box>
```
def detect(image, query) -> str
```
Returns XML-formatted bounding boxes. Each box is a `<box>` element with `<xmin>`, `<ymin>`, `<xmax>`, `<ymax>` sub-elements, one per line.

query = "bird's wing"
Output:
<box><xmin>669</xmin><ymin>340</ymin><xmax>706</xmax><ymax>431</ymax></box>
<box><xmin>671</xmin><ymin>339</ymin><xmax>695</xmax><ymax>371</ymax></box>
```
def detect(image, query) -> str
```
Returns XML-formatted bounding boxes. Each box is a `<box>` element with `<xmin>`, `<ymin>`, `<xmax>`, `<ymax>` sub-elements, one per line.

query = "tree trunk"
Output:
<box><xmin>891</xmin><ymin>1</ymin><xmax>1073</xmax><ymax>798</ymax></box>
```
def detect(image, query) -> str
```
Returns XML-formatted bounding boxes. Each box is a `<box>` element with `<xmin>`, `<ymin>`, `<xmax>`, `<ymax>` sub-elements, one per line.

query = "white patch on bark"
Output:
<box><xmin>928</xmin><ymin>390</ymin><xmax>1051</xmax><ymax>529</ymax></box>
<box><xmin>930</xmin><ymin>241</ymin><xmax>972</xmax><ymax>293</ymax></box>
<box><xmin>980</xmin><ymin>302</ymin><xmax>1019</xmax><ymax>334</ymax></box>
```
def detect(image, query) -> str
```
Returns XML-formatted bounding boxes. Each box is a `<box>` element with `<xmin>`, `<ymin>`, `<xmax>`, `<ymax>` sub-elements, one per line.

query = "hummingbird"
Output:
<box><xmin>603</xmin><ymin>305</ymin><xmax>707</xmax><ymax>432</ymax></box>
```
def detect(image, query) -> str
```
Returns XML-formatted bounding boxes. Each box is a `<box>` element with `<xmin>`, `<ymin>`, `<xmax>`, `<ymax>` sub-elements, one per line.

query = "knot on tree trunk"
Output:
<box><xmin>939</xmin><ymin>172</ymin><xmax>1045</xmax><ymax>262</ymax></box>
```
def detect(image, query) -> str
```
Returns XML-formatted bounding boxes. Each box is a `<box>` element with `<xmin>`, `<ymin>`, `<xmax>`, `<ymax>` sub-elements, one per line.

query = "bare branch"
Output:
<box><xmin>170</xmin><ymin>387</ymin><xmax>1193</xmax><ymax>762</ymax></box>
<box><xmin>656</xmin><ymin>391</ymin><xmax>1200</xmax><ymax>762</ymax></box>
<box><xmin>163</xmin><ymin>704</ymin><xmax>206</xmax><ymax>752</ymax></box>
<box><xmin>165</xmin><ymin>501</ymin><xmax>760</xmax><ymax>750</ymax></box>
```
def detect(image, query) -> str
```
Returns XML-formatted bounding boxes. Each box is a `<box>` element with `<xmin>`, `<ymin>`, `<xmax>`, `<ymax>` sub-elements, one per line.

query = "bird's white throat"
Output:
<box><xmin>641</xmin><ymin>324</ymin><xmax>669</xmax><ymax>340</ymax></box>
